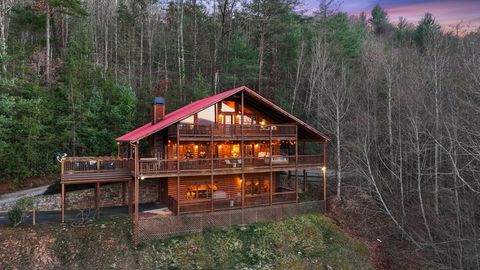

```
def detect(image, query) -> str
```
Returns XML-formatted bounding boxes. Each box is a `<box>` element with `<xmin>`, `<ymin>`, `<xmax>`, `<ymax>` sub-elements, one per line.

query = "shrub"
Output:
<box><xmin>8</xmin><ymin>196</ymin><xmax>34</xmax><ymax>227</ymax></box>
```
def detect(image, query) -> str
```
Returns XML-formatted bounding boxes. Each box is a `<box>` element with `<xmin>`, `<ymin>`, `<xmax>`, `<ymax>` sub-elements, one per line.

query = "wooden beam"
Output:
<box><xmin>61</xmin><ymin>184</ymin><xmax>65</xmax><ymax>223</ymax></box>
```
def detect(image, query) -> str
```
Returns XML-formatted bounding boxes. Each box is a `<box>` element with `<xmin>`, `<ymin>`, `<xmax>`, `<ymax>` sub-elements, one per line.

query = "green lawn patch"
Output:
<box><xmin>0</xmin><ymin>215</ymin><xmax>373</xmax><ymax>269</ymax></box>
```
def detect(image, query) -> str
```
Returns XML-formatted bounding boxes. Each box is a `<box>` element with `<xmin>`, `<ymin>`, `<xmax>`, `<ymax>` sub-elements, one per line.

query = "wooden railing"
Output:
<box><xmin>61</xmin><ymin>156</ymin><xmax>130</xmax><ymax>174</ymax></box>
<box><xmin>168</xmin><ymin>192</ymin><xmax>295</xmax><ymax>215</ymax></box>
<box><xmin>138</xmin><ymin>154</ymin><xmax>323</xmax><ymax>176</ymax></box>
<box><xmin>170</xmin><ymin>124</ymin><xmax>297</xmax><ymax>138</ymax></box>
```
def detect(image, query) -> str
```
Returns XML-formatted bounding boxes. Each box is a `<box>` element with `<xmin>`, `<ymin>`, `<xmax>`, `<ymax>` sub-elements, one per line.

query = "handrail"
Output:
<box><xmin>138</xmin><ymin>154</ymin><xmax>323</xmax><ymax>175</ymax></box>
<box><xmin>61</xmin><ymin>156</ymin><xmax>130</xmax><ymax>174</ymax></box>
<box><xmin>171</xmin><ymin>123</ymin><xmax>297</xmax><ymax>137</ymax></box>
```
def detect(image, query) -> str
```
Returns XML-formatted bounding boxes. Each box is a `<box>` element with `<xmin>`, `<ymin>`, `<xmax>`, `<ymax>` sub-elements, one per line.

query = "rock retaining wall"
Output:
<box><xmin>0</xmin><ymin>180</ymin><xmax>160</xmax><ymax>211</ymax></box>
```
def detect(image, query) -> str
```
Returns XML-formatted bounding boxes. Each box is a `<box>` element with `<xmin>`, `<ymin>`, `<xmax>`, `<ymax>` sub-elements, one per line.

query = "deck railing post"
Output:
<box><xmin>61</xmin><ymin>184</ymin><xmax>65</xmax><ymax>223</ymax></box>
<box><xmin>323</xmin><ymin>141</ymin><xmax>327</xmax><ymax>211</ymax></box>
<box><xmin>241</xmin><ymin>91</ymin><xmax>245</xmax><ymax>209</ymax></box>
<box><xmin>211</xmin><ymin>123</ymin><xmax>214</xmax><ymax>211</ymax></box>
<box><xmin>269</xmin><ymin>126</ymin><xmax>273</xmax><ymax>206</ymax></box>
<box><xmin>177</xmin><ymin>124</ymin><xmax>181</xmax><ymax>216</ymax></box>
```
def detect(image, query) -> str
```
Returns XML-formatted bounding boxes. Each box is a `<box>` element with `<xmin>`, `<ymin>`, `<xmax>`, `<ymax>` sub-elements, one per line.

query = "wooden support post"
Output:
<box><xmin>177</xmin><ymin>124</ymin><xmax>181</xmax><ymax>216</ymax></box>
<box><xmin>177</xmin><ymin>176</ymin><xmax>180</xmax><ymax>215</ymax></box>
<box><xmin>241</xmin><ymin>90</ymin><xmax>245</xmax><ymax>209</ymax></box>
<box><xmin>295</xmin><ymin>169</ymin><xmax>299</xmax><ymax>203</ymax></box>
<box><xmin>304</xmin><ymin>169</ymin><xmax>307</xmax><ymax>192</ymax></box>
<box><xmin>269</xmin><ymin>126</ymin><xmax>273</xmax><ymax>206</ymax></box>
<box><xmin>211</xmin><ymin>123</ymin><xmax>214</xmax><ymax>211</ymax></box>
<box><xmin>323</xmin><ymin>141</ymin><xmax>328</xmax><ymax>211</ymax></box>
<box><xmin>134</xmin><ymin>142</ymin><xmax>139</xmax><ymax>225</ymax></box>
<box><xmin>95</xmin><ymin>182</ymin><xmax>100</xmax><ymax>218</ymax></box>
<box><xmin>61</xmin><ymin>184</ymin><xmax>65</xmax><ymax>223</ymax></box>
<box><xmin>158</xmin><ymin>179</ymin><xmax>161</xmax><ymax>202</ymax></box>
<box><xmin>211</xmin><ymin>175</ymin><xmax>214</xmax><ymax>211</ymax></box>
<box><xmin>295</xmin><ymin>126</ymin><xmax>298</xmax><ymax>202</ymax></box>
<box><xmin>122</xmin><ymin>182</ymin><xmax>126</xmax><ymax>205</ymax></box>
<box><xmin>241</xmin><ymin>173</ymin><xmax>245</xmax><ymax>208</ymax></box>
<box><xmin>128</xmin><ymin>179</ymin><xmax>132</xmax><ymax>216</ymax></box>
<box><xmin>32</xmin><ymin>208</ymin><xmax>36</xmax><ymax>225</ymax></box>
<box><xmin>117</xmin><ymin>142</ymin><xmax>121</xmax><ymax>158</ymax></box>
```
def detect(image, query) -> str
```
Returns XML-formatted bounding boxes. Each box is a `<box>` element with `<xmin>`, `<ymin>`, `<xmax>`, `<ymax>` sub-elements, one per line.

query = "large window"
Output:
<box><xmin>186</xmin><ymin>183</ymin><xmax>218</xmax><ymax>200</ymax></box>
<box><xmin>181</xmin><ymin>115</ymin><xmax>194</xmax><ymax>124</ymax></box>
<box><xmin>198</xmin><ymin>105</ymin><xmax>215</xmax><ymax>125</ymax></box>
<box><xmin>221</xmin><ymin>101</ymin><xmax>235</xmax><ymax>112</ymax></box>
<box><xmin>245</xmin><ymin>178</ymin><xmax>270</xmax><ymax>195</ymax></box>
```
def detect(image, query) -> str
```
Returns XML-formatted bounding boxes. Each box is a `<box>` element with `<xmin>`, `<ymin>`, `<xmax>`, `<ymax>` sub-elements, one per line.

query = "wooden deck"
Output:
<box><xmin>138</xmin><ymin>154</ymin><xmax>322</xmax><ymax>178</ymax></box>
<box><xmin>61</xmin><ymin>170</ymin><xmax>131</xmax><ymax>184</ymax></box>
<box><xmin>60</xmin><ymin>157</ymin><xmax>132</xmax><ymax>184</ymax></box>
<box><xmin>168</xmin><ymin>124</ymin><xmax>297</xmax><ymax>141</ymax></box>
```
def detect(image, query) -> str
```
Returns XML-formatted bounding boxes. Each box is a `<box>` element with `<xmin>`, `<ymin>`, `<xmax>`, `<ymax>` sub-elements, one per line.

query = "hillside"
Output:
<box><xmin>0</xmin><ymin>215</ymin><xmax>373</xmax><ymax>269</ymax></box>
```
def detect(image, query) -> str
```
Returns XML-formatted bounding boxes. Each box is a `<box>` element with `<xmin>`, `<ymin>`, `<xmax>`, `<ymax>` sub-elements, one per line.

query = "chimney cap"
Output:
<box><xmin>152</xmin><ymin>97</ymin><xmax>165</xmax><ymax>105</ymax></box>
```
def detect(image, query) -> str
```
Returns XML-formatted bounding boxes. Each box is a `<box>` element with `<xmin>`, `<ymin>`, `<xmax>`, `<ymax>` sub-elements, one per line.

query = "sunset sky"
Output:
<box><xmin>300</xmin><ymin>0</ymin><xmax>480</xmax><ymax>32</ymax></box>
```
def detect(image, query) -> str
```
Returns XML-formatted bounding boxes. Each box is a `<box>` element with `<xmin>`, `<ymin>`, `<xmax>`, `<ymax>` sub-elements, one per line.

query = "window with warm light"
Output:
<box><xmin>221</xmin><ymin>101</ymin><xmax>235</xmax><ymax>112</ymax></box>
<box><xmin>186</xmin><ymin>183</ymin><xmax>218</xmax><ymax>200</ymax></box>
<box><xmin>245</xmin><ymin>178</ymin><xmax>270</xmax><ymax>195</ymax></box>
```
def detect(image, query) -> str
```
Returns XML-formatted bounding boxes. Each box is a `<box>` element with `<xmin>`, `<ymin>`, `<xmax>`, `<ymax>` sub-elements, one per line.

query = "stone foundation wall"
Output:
<box><xmin>0</xmin><ymin>180</ymin><xmax>160</xmax><ymax>211</ymax></box>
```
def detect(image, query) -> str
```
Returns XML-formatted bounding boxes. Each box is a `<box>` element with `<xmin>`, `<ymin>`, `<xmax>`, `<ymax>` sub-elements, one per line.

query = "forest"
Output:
<box><xmin>1</xmin><ymin>0</ymin><xmax>480</xmax><ymax>268</ymax></box>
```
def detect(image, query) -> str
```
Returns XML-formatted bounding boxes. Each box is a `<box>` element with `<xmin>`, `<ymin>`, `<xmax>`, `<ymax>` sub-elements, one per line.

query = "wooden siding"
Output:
<box><xmin>167</xmin><ymin>172</ymin><xmax>277</xmax><ymax>213</ymax></box>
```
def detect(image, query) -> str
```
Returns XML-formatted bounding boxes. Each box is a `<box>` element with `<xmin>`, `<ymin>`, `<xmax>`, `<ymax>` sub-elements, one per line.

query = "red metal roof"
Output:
<box><xmin>116</xmin><ymin>86</ymin><xmax>329</xmax><ymax>142</ymax></box>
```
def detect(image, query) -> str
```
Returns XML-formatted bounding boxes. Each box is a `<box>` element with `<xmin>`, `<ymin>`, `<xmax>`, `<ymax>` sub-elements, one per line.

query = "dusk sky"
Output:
<box><xmin>300</xmin><ymin>0</ymin><xmax>480</xmax><ymax>32</ymax></box>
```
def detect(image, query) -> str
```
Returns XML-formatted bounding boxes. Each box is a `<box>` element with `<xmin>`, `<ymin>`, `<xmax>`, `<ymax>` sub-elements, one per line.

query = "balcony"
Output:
<box><xmin>60</xmin><ymin>156</ymin><xmax>132</xmax><ymax>184</ymax></box>
<box><xmin>138</xmin><ymin>154</ymin><xmax>323</xmax><ymax>177</ymax></box>
<box><xmin>168</xmin><ymin>124</ymin><xmax>297</xmax><ymax>140</ymax></box>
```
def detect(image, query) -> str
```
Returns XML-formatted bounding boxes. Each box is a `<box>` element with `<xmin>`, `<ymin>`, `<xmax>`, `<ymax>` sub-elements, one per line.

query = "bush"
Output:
<box><xmin>8</xmin><ymin>196</ymin><xmax>34</xmax><ymax>227</ymax></box>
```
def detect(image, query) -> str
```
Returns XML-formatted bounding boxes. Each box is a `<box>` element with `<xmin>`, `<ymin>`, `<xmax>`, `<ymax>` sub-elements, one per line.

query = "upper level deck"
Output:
<box><xmin>168</xmin><ymin>123</ymin><xmax>297</xmax><ymax>141</ymax></box>
<box><xmin>60</xmin><ymin>154</ymin><xmax>323</xmax><ymax>182</ymax></box>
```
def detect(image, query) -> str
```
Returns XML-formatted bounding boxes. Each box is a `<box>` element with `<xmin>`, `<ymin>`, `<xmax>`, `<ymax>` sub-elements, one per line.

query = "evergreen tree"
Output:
<box><xmin>370</xmin><ymin>4</ymin><xmax>389</xmax><ymax>35</ymax></box>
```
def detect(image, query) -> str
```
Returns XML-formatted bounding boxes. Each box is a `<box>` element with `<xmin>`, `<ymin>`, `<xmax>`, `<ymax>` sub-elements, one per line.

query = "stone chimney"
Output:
<box><xmin>152</xmin><ymin>97</ymin><xmax>165</xmax><ymax>124</ymax></box>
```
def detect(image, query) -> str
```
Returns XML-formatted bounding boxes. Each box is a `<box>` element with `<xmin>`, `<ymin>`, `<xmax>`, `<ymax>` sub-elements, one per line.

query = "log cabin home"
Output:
<box><xmin>59</xmin><ymin>86</ymin><xmax>329</xmax><ymax>228</ymax></box>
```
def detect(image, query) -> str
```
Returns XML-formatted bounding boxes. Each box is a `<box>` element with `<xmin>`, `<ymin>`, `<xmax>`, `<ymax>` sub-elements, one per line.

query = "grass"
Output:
<box><xmin>0</xmin><ymin>215</ymin><xmax>373</xmax><ymax>269</ymax></box>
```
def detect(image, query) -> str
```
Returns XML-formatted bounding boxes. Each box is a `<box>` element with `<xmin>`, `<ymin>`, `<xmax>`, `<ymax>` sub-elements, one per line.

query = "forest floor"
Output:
<box><xmin>0</xmin><ymin>214</ymin><xmax>373</xmax><ymax>270</ymax></box>
<box><xmin>326</xmin><ymin>184</ymin><xmax>428</xmax><ymax>269</ymax></box>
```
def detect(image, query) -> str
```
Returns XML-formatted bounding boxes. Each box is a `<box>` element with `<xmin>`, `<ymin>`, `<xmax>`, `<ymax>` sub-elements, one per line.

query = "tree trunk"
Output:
<box><xmin>258</xmin><ymin>31</ymin><xmax>265</xmax><ymax>94</ymax></box>
<box><xmin>1</xmin><ymin>0</ymin><xmax>8</xmax><ymax>75</ymax></box>
<box><xmin>292</xmin><ymin>39</ymin><xmax>304</xmax><ymax>111</ymax></box>
<box><xmin>46</xmin><ymin>4</ymin><xmax>50</xmax><ymax>83</ymax></box>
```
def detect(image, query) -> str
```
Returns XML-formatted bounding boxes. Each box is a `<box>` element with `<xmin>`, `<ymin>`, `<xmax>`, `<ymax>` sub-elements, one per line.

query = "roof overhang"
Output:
<box><xmin>116</xmin><ymin>86</ymin><xmax>330</xmax><ymax>143</ymax></box>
